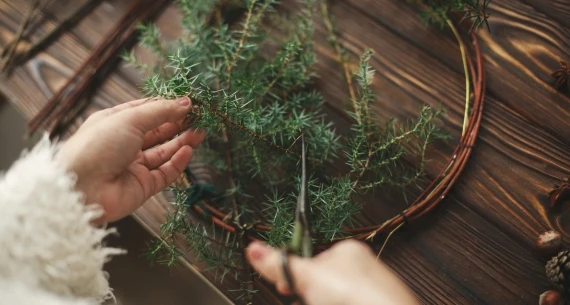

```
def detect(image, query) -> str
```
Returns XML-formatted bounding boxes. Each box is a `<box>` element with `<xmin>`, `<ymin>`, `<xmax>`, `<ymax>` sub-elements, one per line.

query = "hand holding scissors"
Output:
<box><xmin>245</xmin><ymin>137</ymin><xmax>418</xmax><ymax>305</ymax></box>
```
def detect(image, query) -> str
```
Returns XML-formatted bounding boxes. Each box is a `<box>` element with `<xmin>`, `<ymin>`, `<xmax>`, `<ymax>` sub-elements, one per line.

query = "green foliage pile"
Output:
<box><xmin>124</xmin><ymin>0</ymin><xmax>491</xmax><ymax>302</ymax></box>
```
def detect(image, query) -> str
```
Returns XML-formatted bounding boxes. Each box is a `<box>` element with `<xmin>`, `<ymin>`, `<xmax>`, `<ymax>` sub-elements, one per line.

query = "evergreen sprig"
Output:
<box><xmin>347</xmin><ymin>50</ymin><xmax>448</xmax><ymax>191</ymax></box>
<box><xmin>147</xmin><ymin>185</ymin><xmax>244</xmax><ymax>282</ymax></box>
<box><xmin>127</xmin><ymin>0</ymin><xmax>483</xmax><ymax>302</ymax></box>
<box><xmin>415</xmin><ymin>0</ymin><xmax>492</xmax><ymax>31</ymax></box>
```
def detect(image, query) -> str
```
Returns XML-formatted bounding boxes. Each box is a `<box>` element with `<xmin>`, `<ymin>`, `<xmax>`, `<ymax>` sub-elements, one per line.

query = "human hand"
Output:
<box><xmin>246</xmin><ymin>240</ymin><xmax>418</xmax><ymax>305</ymax></box>
<box><xmin>57</xmin><ymin>97</ymin><xmax>204</xmax><ymax>223</ymax></box>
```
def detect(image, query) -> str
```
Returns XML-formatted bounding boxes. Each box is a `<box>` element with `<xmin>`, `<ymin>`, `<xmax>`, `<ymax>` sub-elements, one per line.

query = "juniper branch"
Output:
<box><xmin>192</xmin><ymin>98</ymin><xmax>302</xmax><ymax>158</ymax></box>
<box><xmin>320</xmin><ymin>0</ymin><xmax>356</xmax><ymax>102</ymax></box>
<box><xmin>414</xmin><ymin>0</ymin><xmax>492</xmax><ymax>31</ymax></box>
<box><xmin>222</xmin><ymin>127</ymin><xmax>239</xmax><ymax>220</ymax></box>
<box><xmin>262</xmin><ymin>44</ymin><xmax>296</xmax><ymax>98</ymax></box>
<box><xmin>226</xmin><ymin>0</ymin><xmax>256</xmax><ymax>76</ymax></box>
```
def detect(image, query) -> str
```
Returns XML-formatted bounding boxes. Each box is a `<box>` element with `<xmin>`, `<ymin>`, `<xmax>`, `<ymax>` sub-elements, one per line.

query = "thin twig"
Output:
<box><xmin>352</xmin><ymin>147</ymin><xmax>373</xmax><ymax>188</ymax></box>
<box><xmin>263</xmin><ymin>55</ymin><xmax>291</xmax><ymax>97</ymax></box>
<box><xmin>28</xmin><ymin>0</ymin><xmax>172</xmax><ymax>136</ymax></box>
<box><xmin>203</xmin><ymin>232</ymin><xmax>240</xmax><ymax>250</ymax></box>
<box><xmin>320</xmin><ymin>1</ymin><xmax>356</xmax><ymax>103</ymax></box>
<box><xmin>382</xmin><ymin>132</ymin><xmax>431</xmax><ymax>189</ymax></box>
<box><xmin>0</xmin><ymin>0</ymin><xmax>46</xmax><ymax>57</ymax></box>
<box><xmin>2</xmin><ymin>0</ymin><xmax>59</xmax><ymax>64</ymax></box>
<box><xmin>222</xmin><ymin>128</ymin><xmax>239</xmax><ymax>220</ymax></box>
<box><xmin>194</xmin><ymin>99</ymin><xmax>301</xmax><ymax>158</ymax></box>
<box><xmin>259</xmin><ymin>33</ymin><xmax>309</xmax><ymax>102</ymax></box>
<box><xmin>1</xmin><ymin>0</ymin><xmax>40</xmax><ymax>71</ymax></box>
<box><xmin>377</xmin><ymin>222</ymin><xmax>404</xmax><ymax>258</ymax></box>
<box><xmin>226</xmin><ymin>0</ymin><xmax>257</xmax><ymax>76</ymax></box>
<box><xmin>446</xmin><ymin>18</ymin><xmax>470</xmax><ymax>136</ymax></box>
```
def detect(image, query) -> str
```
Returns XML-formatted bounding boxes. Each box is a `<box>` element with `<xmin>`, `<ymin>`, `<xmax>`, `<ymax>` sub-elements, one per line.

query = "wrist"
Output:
<box><xmin>55</xmin><ymin>140</ymin><xmax>96</xmax><ymax>204</ymax></box>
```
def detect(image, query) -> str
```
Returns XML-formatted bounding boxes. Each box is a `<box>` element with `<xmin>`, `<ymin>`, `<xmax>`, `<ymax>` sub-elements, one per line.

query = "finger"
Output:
<box><xmin>142</xmin><ymin>130</ymin><xmax>204</xmax><ymax>169</ymax></box>
<box><xmin>85</xmin><ymin>97</ymin><xmax>158</xmax><ymax>125</ymax></box>
<box><xmin>142</xmin><ymin>121</ymin><xmax>184</xmax><ymax>150</ymax></box>
<box><xmin>109</xmin><ymin>97</ymin><xmax>158</xmax><ymax>114</ymax></box>
<box><xmin>246</xmin><ymin>242</ymin><xmax>312</xmax><ymax>294</ymax></box>
<box><xmin>149</xmin><ymin>145</ymin><xmax>193</xmax><ymax>194</ymax></box>
<box><xmin>327</xmin><ymin>239</ymin><xmax>374</xmax><ymax>265</ymax></box>
<box><xmin>142</xmin><ymin>122</ymin><xmax>205</xmax><ymax>150</ymax></box>
<box><xmin>115</xmin><ymin>97</ymin><xmax>191</xmax><ymax>135</ymax></box>
<box><xmin>276</xmin><ymin>281</ymin><xmax>292</xmax><ymax>296</ymax></box>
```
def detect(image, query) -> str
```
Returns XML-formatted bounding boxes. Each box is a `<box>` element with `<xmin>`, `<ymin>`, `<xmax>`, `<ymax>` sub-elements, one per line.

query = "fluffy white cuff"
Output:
<box><xmin>0</xmin><ymin>280</ymin><xmax>95</xmax><ymax>305</ymax></box>
<box><xmin>0</xmin><ymin>135</ymin><xmax>124</xmax><ymax>303</ymax></box>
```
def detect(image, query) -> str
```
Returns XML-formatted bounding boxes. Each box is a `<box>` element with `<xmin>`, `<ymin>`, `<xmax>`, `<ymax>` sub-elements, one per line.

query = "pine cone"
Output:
<box><xmin>546</xmin><ymin>250</ymin><xmax>570</xmax><ymax>293</ymax></box>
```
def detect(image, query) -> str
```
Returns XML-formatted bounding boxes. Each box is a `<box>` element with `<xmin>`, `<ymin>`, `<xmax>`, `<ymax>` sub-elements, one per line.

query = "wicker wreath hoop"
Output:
<box><xmin>184</xmin><ymin>30</ymin><xmax>486</xmax><ymax>250</ymax></box>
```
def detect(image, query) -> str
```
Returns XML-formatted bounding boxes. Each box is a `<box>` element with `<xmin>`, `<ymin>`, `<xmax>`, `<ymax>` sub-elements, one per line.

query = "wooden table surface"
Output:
<box><xmin>2</xmin><ymin>0</ymin><xmax>570</xmax><ymax>304</ymax></box>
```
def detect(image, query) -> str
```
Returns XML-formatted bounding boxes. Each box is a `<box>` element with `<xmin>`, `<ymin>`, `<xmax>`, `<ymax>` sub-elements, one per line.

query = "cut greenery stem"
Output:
<box><xmin>446</xmin><ymin>17</ymin><xmax>471</xmax><ymax>136</ymax></box>
<box><xmin>376</xmin><ymin>221</ymin><xmax>405</xmax><ymax>258</ymax></box>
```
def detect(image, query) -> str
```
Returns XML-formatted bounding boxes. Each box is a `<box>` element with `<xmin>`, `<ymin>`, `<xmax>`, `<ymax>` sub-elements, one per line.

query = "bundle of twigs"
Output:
<box><xmin>1</xmin><ymin>0</ymin><xmax>104</xmax><ymax>73</ymax></box>
<box><xmin>1</xmin><ymin>0</ymin><xmax>44</xmax><ymax>72</ymax></box>
<box><xmin>179</xmin><ymin>20</ymin><xmax>486</xmax><ymax>252</ymax></box>
<box><xmin>28</xmin><ymin>0</ymin><xmax>171</xmax><ymax>137</ymax></box>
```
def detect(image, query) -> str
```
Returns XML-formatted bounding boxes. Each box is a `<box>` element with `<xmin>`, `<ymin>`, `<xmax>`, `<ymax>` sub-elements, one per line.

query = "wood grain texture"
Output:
<box><xmin>2</xmin><ymin>0</ymin><xmax>570</xmax><ymax>304</ymax></box>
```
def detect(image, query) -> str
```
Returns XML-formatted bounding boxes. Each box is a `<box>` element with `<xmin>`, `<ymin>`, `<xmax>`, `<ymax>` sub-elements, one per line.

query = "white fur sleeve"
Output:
<box><xmin>0</xmin><ymin>136</ymin><xmax>124</xmax><ymax>304</ymax></box>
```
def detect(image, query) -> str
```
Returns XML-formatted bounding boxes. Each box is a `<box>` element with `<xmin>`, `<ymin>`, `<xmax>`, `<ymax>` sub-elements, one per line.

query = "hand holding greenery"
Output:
<box><xmin>58</xmin><ymin>97</ymin><xmax>203</xmax><ymax>223</ymax></box>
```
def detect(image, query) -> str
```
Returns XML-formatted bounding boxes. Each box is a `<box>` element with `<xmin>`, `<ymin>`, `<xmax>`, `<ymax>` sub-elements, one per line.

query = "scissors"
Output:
<box><xmin>280</xmin><ymin>136</ymin><xmax>312</xmax><ymax>305</ymax></box>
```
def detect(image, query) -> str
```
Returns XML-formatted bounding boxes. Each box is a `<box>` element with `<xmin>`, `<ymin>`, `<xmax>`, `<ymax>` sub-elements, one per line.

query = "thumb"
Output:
<box><xmin>246</xmin><ymin>241</ymin><xmax>314</xmax><ymax>296</ymax></box>
<box><xmin>115</xmin><ymin>97</ymin><xmax>191</xmax><ymax>134</ymax></box>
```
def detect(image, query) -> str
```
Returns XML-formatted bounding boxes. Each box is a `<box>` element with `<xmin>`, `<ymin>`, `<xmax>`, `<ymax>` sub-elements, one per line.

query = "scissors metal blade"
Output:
<box><xmin>290</xmin><ymin>136</ymin><xmax>312</xmax><ymax>257</ymax></box>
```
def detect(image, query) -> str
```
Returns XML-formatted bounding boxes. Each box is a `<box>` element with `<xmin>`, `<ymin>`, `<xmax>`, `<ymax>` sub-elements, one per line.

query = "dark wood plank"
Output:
<box><xmin>381</xmin><ymin>201</ymin><xmax>548</xmax><ymax>304</ymax></box>
<box><xmin>344</xmin><ymin>0</ymin><xmax>570</xmax><ymax>142</ymax></box>
<box><xmin>521</xmin><ymin>0</ymin><xmax>570</xmax><ymax>28</ymax></box>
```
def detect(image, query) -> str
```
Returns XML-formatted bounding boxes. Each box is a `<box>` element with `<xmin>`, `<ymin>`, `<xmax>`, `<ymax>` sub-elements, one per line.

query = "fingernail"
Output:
<box><xmin>248</xmin><ymin>241</ymin><xmax>271</xmax><ymax>261</ymax></box>
<box><xmin>177</xmin><ymin>97</ymin><xmax>190</xmax><ymax>106</ymax></box>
